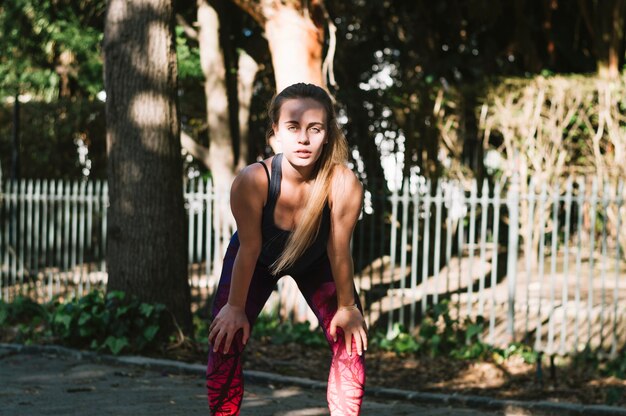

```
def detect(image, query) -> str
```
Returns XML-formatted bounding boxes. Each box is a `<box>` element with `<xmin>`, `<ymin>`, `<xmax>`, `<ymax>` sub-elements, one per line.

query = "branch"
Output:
<box><xmin>176</xmin><ymin>14</ymin><xmax>199</xmax><ymax>40</ymax></box>
<box><xmin>319</xmin><ymin>2</ymin><xmax>337</xmax><ymax>88</ymax></box>
<box><xmin>181</xmin><ymin>131</ymin><xmax>211</xmax><ymax>168</ymax></box>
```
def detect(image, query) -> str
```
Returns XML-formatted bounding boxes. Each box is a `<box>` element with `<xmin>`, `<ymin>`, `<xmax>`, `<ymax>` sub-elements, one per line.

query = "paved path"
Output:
<box><xmin>2</xmin><ymin>345</ymin><xmax>624</xmax><ymax>416</ymax></box>
<box><xmin>0</xmin><ymin>347</ymin><xmax>505</xmax><ymax>416</ymax></box>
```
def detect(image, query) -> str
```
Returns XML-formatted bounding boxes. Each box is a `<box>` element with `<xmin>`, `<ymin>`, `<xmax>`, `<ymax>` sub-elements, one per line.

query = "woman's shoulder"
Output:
<box><xmin>231</xmin><ymin>157</ymin><xmax>274</xmax><ymax>199</ymax></box>
<box><xmin>329</xmin><ymin>164</ymin><xmax>363</xmax><ymax>206</ymax></box>
<box><xmin>235</xmin><ymin>157</ymin><xmax>273</xmax><ymax>184</ymax></box>
<box><xmin>330</xmin><ymin>164</ymin><xmax>361</xmax><ymax>189</ymax></box>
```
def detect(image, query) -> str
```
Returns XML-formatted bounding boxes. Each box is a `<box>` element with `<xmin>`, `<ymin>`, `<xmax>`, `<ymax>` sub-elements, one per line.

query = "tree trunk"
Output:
<box><xmin>264</xmin><ymin>4</ymin><xmax>325</xmax><ymax>92</ymax></box>
<box><xmin>181</xmin><ymin>1</ymin><xmax>259</xmax><ymax>171</ymax></box>
<box><xmin>237</xmin><ymin>50</ymin><xmax>259</xmax><ymax>169</ymax></box>
<box><xmin>103</xmin><ymin>0</ymin><xmax>191</xmax><ymax>333</ymax></box>
<box><xmin>198</xmin><ymin>0</ymin><xmax>235</xmax><ymax>192</ymax></box>
<box><xmin>580</xmin><ymin>0</ymin><xmax>626</xmax><ymax>79</ymax></box>
<box><xmin>229</xmin><ymin>1</ymin><xmax>325</xmax><ymax>92</ymax></box>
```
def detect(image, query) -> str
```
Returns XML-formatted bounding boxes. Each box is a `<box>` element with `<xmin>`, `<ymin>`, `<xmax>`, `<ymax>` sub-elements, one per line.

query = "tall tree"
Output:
<box><xmin>103</xmin><ymin>0</ymin><xmax>192</xmax><ymax>333</ymax></box>
<box><xmin>230</xmin><ymin>0</ymin><xmax>327</xmax><ymax>91</ymax></box>
<box><xmin>198</xmin><ymin>0</ymin><xmax>234</xmax><ymax>192</ymax></box>
<box><xmin>177</xmin><ymin>0</ymin><xmax>260</xmax><ymax>179</ymax></box>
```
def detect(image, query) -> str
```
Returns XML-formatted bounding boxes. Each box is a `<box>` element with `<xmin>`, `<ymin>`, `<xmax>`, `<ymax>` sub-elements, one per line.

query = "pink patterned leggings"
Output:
<box><xmin>206</xmin><ymin>233</ymin><xmax>366</xmax><ymax>415</ymax></box>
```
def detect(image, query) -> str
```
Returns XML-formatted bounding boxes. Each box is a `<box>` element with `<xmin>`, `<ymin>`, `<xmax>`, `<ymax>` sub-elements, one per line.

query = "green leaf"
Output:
<box><xmin>79</xmin><ymin>325</ymin><xmax>94</xmax><ymax>338</ymax></box>
<box><xmin>143</xmin><ymin>325</ymin><xmax>159</xmax><ymax>342</ymax></box>
<box><xmin>104</xmin><ymin>336</ymin><xmax>129</xmax><ymax>355</ymax></box>
<box><xmin>139</xmin><ymin>303</ymin><xmax>154</xmax><ymax>318</ymax></box>
<box><xmin>78</xmin><ymin>313</ymin><xmax>91</xmax><ymax>326</ymax></box>
<box><xmin>0</xmin><ymin>308</ymin><xmax>7</xmax><ymax>325</ymax></box>
<box><xmin>115</xmin><ymin>305</ymin><xmax>129</xmax><ymax>318</ymax></box>
<box><xmin>466</xmin><ymin>323</ymin><xmax>483</xmax><ymax>342</ymax></box>
<box><xmin>107</xmin><ymin>291</ymin><xmax>126</xmax><ymax>302</ymax></box>
<box><xmin>55</xmin><ymin>314</ymin><xmax>72</xmax><ymax>331</ymax></box>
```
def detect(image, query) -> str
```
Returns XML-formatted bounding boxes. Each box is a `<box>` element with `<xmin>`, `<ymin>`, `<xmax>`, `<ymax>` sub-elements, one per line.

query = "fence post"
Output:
<box><xmin>506</xmin><ymin>173</ymin><xmax>520</xmax><ymax>343</ymax></box>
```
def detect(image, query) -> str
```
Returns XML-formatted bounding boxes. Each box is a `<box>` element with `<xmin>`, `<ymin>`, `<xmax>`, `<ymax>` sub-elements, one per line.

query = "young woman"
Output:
<box><xmin>206</xmin><ymin>83</ymin><xmax>367</xmax><ymax>416</ymax></box>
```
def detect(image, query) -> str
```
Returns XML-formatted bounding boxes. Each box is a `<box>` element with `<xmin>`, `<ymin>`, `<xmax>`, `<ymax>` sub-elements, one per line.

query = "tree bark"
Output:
<box><xmin>230</xmin><ymin>0</ymin><xmax>326</xmax><ymax>92</ymax></box>
<box><xmin>237</xmin><ymin>50</ymin><xmax>259</xmax><ymax>169</ymax></box>
<box><xmin>264</xmin><ymin>3</ymin><xmax>324</xmax><ymax>92</ymax></box>
<box><xmin>103</xmin><ymin>0</ymin><xmax>191</xmax><ymax>333</ymax></box>
<box><xmin>180</xmin><ymin>4</ymin><xmax>258</xmax><ymax>171</ymax></box>
<box><xmin>198</xmin><ymin>0</ymin><xmax>235</xmax><ymax>192</ymax></box>
<box><xmin>230</xmin><ymin>0</ymin><xmax>326</xmax><ymax>154</ymax></box>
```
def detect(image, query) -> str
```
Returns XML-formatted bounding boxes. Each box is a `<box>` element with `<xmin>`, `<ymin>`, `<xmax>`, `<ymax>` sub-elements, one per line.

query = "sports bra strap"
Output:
<box><xmin>257</xmin><ymin>161</ymin><xmax>271</xmax><ymax>201</ymax></box>
<box><xmin>269</xmin><ymin>154</ymin><xmax>283</xmax><ymax>203</ymax></box>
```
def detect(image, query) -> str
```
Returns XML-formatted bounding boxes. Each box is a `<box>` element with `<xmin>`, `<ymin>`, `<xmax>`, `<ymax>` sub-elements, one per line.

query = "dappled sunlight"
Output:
<box><xmin>147</xmin><ymin>22</ymin><xmax>169</xmax><ymax>70</ymax></box>
<box><xmin>271</xmin><ymin>386</ymin><xmax>305</xmax><ymax>399</ymax></box>
<box><xmin>503</xmin><ymin>407</ymin><xmax>534</xmax><ymax>416</ymax></box>
<box><xmin>129</xmin><ymin>92</ymin><xmax>170</xmax><ymax>131</ymax></box>
<box><xmin>427</xmin><ymin>361</ymin><xmax>508</xmax><ymax>391</ymax></box>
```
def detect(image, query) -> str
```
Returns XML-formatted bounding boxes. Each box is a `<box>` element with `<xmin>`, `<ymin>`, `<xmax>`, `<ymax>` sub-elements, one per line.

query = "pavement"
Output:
<box><xmin>1</xmin><ymin>344</ymin><xmax>626</xmax><ymax>416</ymax></box>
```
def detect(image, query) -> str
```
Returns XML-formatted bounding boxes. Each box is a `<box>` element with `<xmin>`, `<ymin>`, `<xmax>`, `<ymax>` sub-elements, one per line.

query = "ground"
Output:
<box><xmin>156</xmin><ymin>337</ymin><xmax>626</xmax><ymax>408</ymax></box>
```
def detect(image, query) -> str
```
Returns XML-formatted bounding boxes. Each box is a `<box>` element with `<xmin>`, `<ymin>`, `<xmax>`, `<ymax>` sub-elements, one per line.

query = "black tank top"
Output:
<box><xmin>256</xmin><ymin>153</ymin><xmax>331</xmax><ymax>276</ymax></box>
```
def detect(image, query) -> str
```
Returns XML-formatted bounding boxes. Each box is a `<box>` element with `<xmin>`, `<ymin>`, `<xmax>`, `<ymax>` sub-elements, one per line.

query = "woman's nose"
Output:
<box><xmin>297</xmin><ymin>132</ymin><xmax>309</xmax><ymax>144</ymax></box>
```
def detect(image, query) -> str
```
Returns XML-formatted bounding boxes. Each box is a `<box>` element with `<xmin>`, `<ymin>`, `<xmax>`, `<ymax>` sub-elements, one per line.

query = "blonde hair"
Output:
<box><xmin>266</xmin><ymin>83</ymin><xmax>349</xmax><ymax>274</ymax></box>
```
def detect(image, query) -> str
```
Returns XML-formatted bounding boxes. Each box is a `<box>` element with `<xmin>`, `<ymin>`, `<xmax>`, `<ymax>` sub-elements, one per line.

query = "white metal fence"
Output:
<box><xmin>1</xmin><ymin>176</ymin><xmax>624</xmax><ymax>356</ymax></box>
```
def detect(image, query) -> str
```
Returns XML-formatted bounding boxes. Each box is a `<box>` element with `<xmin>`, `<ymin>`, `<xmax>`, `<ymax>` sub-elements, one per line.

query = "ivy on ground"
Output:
<box><xmin>0</xmin><ymin>291</ymin><xmax>167</xmax><ymax>355</ymax></box>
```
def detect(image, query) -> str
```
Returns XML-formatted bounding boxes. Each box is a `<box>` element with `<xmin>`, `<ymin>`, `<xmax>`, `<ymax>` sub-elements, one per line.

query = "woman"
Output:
<box><xmin>206</xmin><ymin>83</ymin><xmax>367</xmax><ymax>416</ymax></box>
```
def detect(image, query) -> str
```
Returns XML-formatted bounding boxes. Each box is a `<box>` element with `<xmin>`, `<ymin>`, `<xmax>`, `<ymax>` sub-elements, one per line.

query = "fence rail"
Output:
<box><xmin>1</xmin><ymin>177</ymin><xmax>624</xmax><ymax>356</ymax></box>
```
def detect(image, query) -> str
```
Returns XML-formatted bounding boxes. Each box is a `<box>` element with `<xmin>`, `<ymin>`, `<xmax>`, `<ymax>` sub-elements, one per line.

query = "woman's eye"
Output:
<box><xmin>309</xmin><ymin>127</ymin><xmax>321</xmax><ymax>134</ymax></box>
<box><xmin>287</xmin><ymin>126</ymin><xmax>297</xmax><ymax>131</ymax></box>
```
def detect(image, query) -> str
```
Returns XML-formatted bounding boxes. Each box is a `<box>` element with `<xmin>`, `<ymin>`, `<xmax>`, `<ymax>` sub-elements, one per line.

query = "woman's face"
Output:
<box><xmin>273</xmin><ymin>97</ymin><xmax>328</xmax><ymax>169</ymax></box>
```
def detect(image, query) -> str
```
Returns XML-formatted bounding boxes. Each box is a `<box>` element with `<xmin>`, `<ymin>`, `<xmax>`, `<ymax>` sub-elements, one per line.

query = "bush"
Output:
<box><xmin>0</xmin><ymin>290</ymin><xmax>169</xmax><ymax>355</ymax></box>
<box><xmin>49</xmin><ymin>290</ymin><xmax>166</xmax><ymax>355</ymax></box>
<box><xmin>251</xmin><ymin>314</ymin><xmax>327</xmax><ymax>348</ymax></box>
<box><xmin>0</xmin><ymin>296</ymin><xmax>49</xmax><ymax>344</ymax></box>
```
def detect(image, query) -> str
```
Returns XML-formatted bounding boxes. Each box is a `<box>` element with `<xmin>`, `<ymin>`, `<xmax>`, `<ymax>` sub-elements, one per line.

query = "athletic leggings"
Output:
<box><xmin>206</xmin><ymin>233</ymin><xmax>366</xmax><ymax>415</ymax></box>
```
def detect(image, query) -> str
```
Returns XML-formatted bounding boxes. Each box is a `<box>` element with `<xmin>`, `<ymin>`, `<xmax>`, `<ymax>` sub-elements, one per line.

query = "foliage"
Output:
<box><xmin>601</xmin><ymin>348</ymin><xmax>626</xmax><ymax>379</ymax></box>
<box><xmin>373</xmin><ymin>323</ymin><xmax>421</xmax><ymax>354</ymax></box>
<box><xmin>176</xmin><ymin>26</ymin><xmax>203</xmax><ymax>81</ymax></box>
<box><xmin>0</xmin><ymin>296</ymin><xmax>49</xmax><ymax>344</ymax></box>
<box><xmin>251</xmin><ymin>314</ymin><xmax>328</xmax><ymax>348</ymax></box>
<box><xmin>480</xmin><ymin>74</ymin><xmax>626</xmax><ymax>259</ymax></box>
<box><xmin>369</xmin><ymin>301</ymin><xmax>538</xmax><ymax>365</ymax></box>
<box><xmin>198</xmin><ymin>301</ymin><xmax>540</xmax><ymax>365</ymax></box>
<box><xmin>492</xmin><ymin>342</ymin><xmax>538</xmax><ymax>365</ymax></box>
<box><xmin>0</xmin><ymin>290</ymin><xmax>168</xmax><ymax>355</ymax></box>
<box><xmin>0</xmin><ymin>0</ymin><xmax>105</xmax><ymax>99</ymax></box>
<box><xmin>49</xmin><ymin>290</ymin><xmax>166</xmax><ymax>355</ymax></box>
<box><xmin>370</xmin><ymin>301</ymin><xmax>487</xmax><ymax>358</ymax></box>
<box><xmin>0</xmin><ymin>296</ymin><xmax>48</xmax><ymax>325</ymax></box>
<box><xmin>0</xmin><ymin>98</ymin><xmax>106</xmax><ymax>180</ymax></box>
<box><xmin>193</xmin><ymin>312</ymin><xmax>328</xmax><ymax>351</ymax></box>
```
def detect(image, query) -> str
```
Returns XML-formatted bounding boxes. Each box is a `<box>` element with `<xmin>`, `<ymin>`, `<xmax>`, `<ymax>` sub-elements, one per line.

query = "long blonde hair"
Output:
<box><xmin>266</xmin><ymin>83</ymin><xmax>349</xmax><ymax>274</ymax></box>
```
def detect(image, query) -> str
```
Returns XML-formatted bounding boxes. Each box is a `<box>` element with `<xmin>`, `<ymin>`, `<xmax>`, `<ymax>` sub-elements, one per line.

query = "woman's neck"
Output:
<box><xmin>280</xmin><ymin>156</ymin><xmax>316</xmax><ymax>185</ymax></box>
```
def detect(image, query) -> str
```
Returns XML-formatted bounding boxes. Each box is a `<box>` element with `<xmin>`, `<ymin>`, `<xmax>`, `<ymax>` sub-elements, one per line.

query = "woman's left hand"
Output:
<box><xmin>329</xmin><ymin>307</ymin><xmax>368</xmax><ymax>357</ymax></box>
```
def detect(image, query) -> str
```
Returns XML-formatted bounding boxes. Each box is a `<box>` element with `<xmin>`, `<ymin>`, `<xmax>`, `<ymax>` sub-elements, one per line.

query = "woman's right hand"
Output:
<box><xmin>208</xmin><ymin>303</ymin><xmax>250</xmax><ymax>353</ymax></box>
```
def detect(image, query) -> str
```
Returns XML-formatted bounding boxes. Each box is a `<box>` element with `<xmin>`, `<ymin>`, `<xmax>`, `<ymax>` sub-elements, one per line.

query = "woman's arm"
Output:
<box><xmin>327</xmin><ymin>166</ymin><xmax>368</xmax><ymax>357</ymax></box>
<box><xmin>208</xmin><ymin>163</ymin><xmax>266</xmax><ymax>353</ymax></box>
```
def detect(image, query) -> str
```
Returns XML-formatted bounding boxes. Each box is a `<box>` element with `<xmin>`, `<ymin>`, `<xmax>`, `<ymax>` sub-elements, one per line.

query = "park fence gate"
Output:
<box><xmin>0</xmin><ymin>176</ymin><xmax>624</xmax><ymax>357</ymax></box>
